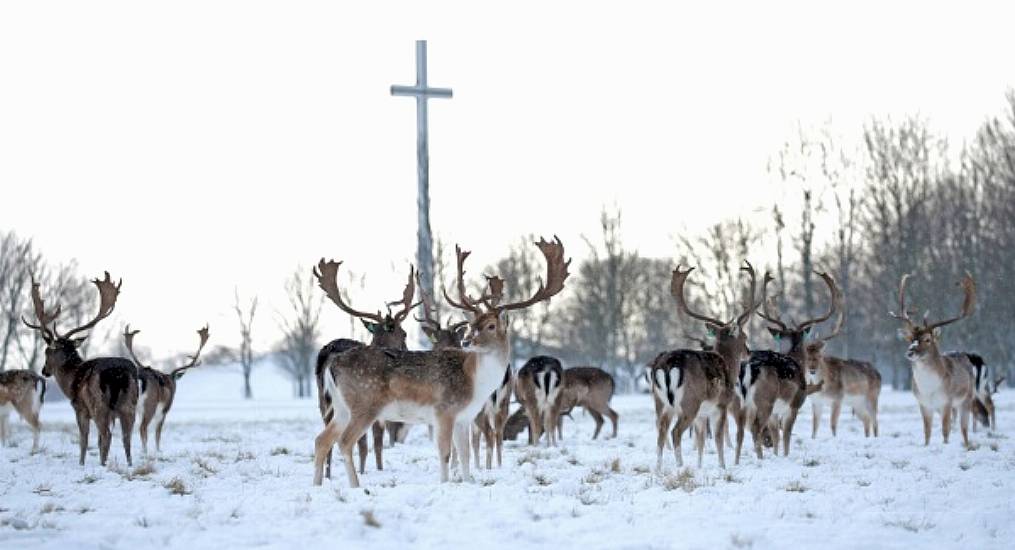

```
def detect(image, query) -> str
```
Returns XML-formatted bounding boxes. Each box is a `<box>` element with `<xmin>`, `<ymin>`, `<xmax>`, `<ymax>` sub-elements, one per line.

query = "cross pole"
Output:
<box><xmin>391</xmin><ymin>40</ymin><xmax>452</xmax><ymax>346</ymax></box>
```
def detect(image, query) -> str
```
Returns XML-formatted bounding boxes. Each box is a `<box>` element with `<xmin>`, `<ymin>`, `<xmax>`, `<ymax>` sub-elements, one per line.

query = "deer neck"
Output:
<box><xmin>52</xmin><ymin>355</ymin><xmax>83</xmax><ymax>398</ymax></box>
<box><xmin>466</xmin><ymin>339</ymin><xmax>511</xmax><ymax>399</ymax></box>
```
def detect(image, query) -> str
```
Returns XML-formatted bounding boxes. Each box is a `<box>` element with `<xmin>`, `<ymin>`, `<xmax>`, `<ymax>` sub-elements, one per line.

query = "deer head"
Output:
<box><xmin>124</xmin><ymin>325</ymin><xmax>209</xmax><ymax>380</ymax></box>
<box><xmin>890</xmin><ymin>272</ymin><xmax>975</xmax><ymax>361</ymax></box>
<box><xmin>671</xmin><ymin>260</ymin><xmax>759</xmax><ymax>363</ymax></box>
<box><xmin>23</xmin><ymin>272</ymin><xmax>121</xmax><ymax>377</ymax></box>
<box><xmin>442</xmin><ymin>236</ymin><xmax>570</xmax><ymax>352</ymax></box>
<box><xmin>414</xmin><ymin>271</ymin><xmax>469</xmax><ymax>349</ymax></box>
<box><xmin>313</xmin><ymin>261</ymin><xmax>421</xmax><ymax>349</ymax></box>
<box><xmin>758</xmin><ymin>271</ymin><xmax>842</xmax><ymax>359</ymax></box>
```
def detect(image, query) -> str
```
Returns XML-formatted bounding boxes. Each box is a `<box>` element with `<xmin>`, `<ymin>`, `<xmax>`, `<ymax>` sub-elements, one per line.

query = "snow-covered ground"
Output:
<box><xmin>1</xmin><ymin>366</ymin><xmax>1012</xmax><ymax>549</ymax></box>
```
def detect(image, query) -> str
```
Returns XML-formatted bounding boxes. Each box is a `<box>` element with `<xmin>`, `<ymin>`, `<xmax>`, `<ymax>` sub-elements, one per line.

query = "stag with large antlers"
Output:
<box><xmin>313</xmin><ymin>263</ymin><xmax>421</xmax><ymax>479</ymax></box>
<box><xmin>649</xmin><ymin>261</ymin><xmax>758</xmax><ymax>470</ymax></box>
<box><xmin>22</xmin><ymin>273</ymin><xmax>137</xmax><ymax>466</ymax></box>
<box><xmin>0</xmin><ymin>369</ymin><xmax>46</xmax><ymax>452</ymax></box>
<box><xmin>123</xmin><ymin>325</ymin><xmax>209</xmax><ymax>458</ymax></box>
<box><xmin>740</xmin><ymin>272</ymin><xmax>832</xmax><ymax>461</ymax></box>
<box><xmin>313</xmin><ymin>236</ymin><xmax>569</xmax><ymax>487</ymax></box>
<box><xmin>891</xmin><ymin>273</ymin><xmax>980</xmax><ymax>447</ymax></box>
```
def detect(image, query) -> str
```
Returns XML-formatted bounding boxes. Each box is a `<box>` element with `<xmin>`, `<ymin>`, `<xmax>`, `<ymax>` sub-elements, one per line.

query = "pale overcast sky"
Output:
<box><xmin>1</xmin><ymin>1</ymin><xmax>1013</xmax><ymax>357</ymax></box>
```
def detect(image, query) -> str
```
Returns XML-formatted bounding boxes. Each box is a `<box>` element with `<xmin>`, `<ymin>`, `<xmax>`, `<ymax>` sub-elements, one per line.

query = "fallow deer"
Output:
<box><xmin>0</xmin><ymin>369</ymin><xmax>46</xmax><ymax>452</ymax></box>
<box><xmin>123</xmin><ymin>324</ymin><xmax>209</xmax><ymax>458</ymax></box>
<box><xmin>23</xmin><ymin>273</ymin><xmax>138</xmax><ymax>466</ymax></box>
<box><xmin>891</xmin><ymin>273</ymin><xmax>978</xmax><ymax>447</ymax></box>
<box><xmin>649</xmin><ymin>261</ymin><xmax>758</xmax><ymax>469</ymax></box>
<box><xmin>415</xmin><ymin>274</ymin><xmax>512</xmax><ymax>469</ymax></box>
<box><xmin>314</xmin><ymin>265</ymin><xmax>420</xmax><ymax>478</ymax></box>
<box><xmin>801</xmin><ymin>308</ymin><xmax>882</xmax><ymax>438</ymax></box>
<box><xmin>551</xmin><ymin>367</ymin><xmax>618</xmax><ymax>440</ymax></box>
<box><xmin>312</xmin><ymin>236</ymin><xmax>569</xmax><ymax>487</ymax></box>
<box><xmin>738</xmin><ymin>272</ymin><xmax>833</xmax><ymax>462</ymax></box>
<box><xmin>515</xmin><ymin>355</ymin><xmax>564</xmax><ymax>446</ymax></box>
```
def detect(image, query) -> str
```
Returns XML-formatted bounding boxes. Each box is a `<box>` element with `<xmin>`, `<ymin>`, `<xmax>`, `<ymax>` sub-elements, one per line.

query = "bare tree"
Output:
<box><xmin>276</xmin><ymin>267</ymin><xmax>323</xmax><ymax>398</ymax></box>
<box><xmin>234</xmin><ymin>289</ymin><xmax>258</xmax><ymax>399</ymax></box>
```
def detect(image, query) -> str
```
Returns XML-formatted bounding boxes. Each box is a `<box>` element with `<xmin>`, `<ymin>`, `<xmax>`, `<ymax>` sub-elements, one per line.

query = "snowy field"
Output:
<box><xmin>1</xmin><ymin>366</ymin><xmax>1013</xmax><ymax>550</ymax></box>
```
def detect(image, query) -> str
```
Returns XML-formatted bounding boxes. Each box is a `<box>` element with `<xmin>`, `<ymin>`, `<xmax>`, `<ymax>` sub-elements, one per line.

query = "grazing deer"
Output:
<box><xmin>415</xmin><ymin>275</ymin><xmax>512</xmax><ymax>469</ymax></box>
<box><xmin>649</xmin><ymin>262</ymin><xmax>757</xmax><ymax>469</ymax></box>
<box><xmin>0</xmin><ymin>369</ymin><xmax>46</xmax><ymax>452</ymax></box>
<box><xmin>23</xmin><ymin>273</ymin><xmax>138</xmax><ymax>466</ymax></box>
<box><xmin>314</xmin><ymin>265</ymin><xmax>420</xmax><ymax>478</ymax></box>
<box><xmin>552</xmin><ymin>367</ymin><xmax>618</xmax><ymax>440</ymax></box>
<box><xmin>891</xmin><ymin>273</ymin><xmax>978</xmax><ymax>447</ymax></box>
<box><xmin>515</xmin><ymin>355</ymin><xmax>564</xmax><ymax>446</ymax></box>
<box><xmin>801</xmin><ymin>307</ymin><xmax>882</xmax><ymax>438</ymax></box>
<box><xmin>123</xmin><ymin>325</ymin><xmax>209</xmax><ymax>458</ymax></box>
<box><xmin>312</xmin><ymin>236</ymin><xmax>569</xmax><ymax>487</ymax></box>
<box><xmin>738</xmin><ymin>272</ymin><xmax>833</xmax><ymax>462</ymax></box>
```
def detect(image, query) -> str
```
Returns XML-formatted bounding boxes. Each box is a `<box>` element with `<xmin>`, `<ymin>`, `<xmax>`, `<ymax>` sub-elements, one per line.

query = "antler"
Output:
<box><xmin>122</xmin><ymin>325</ymin><xmax>148</xmax><ymax>368</ymax></box>
<box><xmin>670</xmin><ymin>266</ymin><xmax>726</xmax><ymax>326</ymax></box>
<box><xmin>757</xmin><ymin>272</ymin><xmax>789</xmax><ymax>331</ymax></box>
<box><xmin>496</xmin><ymin>236</ymin><xmax>571</xmax><ymax>313</ymax></box>
<box><xmin>733</xmin><ymin>260</ymin><xmax>761</xmax><ymax>328</ymax></box>
<box><xmin>21</xmin><ymin>278</ymin><xmax>62</xmax><ymax>342</ymax></box>
<box><xmin>389</xmin><ymin>265</ymin><xmax>422</xmax><ymax>323</ymax></box>
<box><xmin>924</xmin><ymin>272</ymin><xmax>975</xmax><ymax>331</ymax></box>
<box><xmin>62</xmin><ymin>272</ymin><xmax>122</xmax><ymax>339</ymax></box>
<box><xmin>797</xmin><ymin>272</ymin><xmax>841</xmax><ymax>333</ymax></box>
<box><xmin>443</xmin><ymin>245</ymin><xmax>485</xmax><ymax>316</ymax></box>
<box><xmin>170</xmin><ymin>325</ymin><xmax>210</xmax><ymax>377</ymax></box>
<box><xmin>414</xmin><ymin>270</ymin><xmax>442</xmax><ymax>330</ymax></box>
<box><xmin>889</xmin><ymin>273</ymin><xmax>915</xmax><ymax>329</ymax></box>
<box><xmin>314</xmin><ymin>259</ymin><xmax>384</xmax><ymax>323</ymax></box>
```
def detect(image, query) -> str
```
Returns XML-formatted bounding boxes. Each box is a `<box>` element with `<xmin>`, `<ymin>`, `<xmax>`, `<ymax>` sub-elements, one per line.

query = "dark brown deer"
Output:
<box><xmin>23</xmin><ymin>273</ymin><xmax>137</xmax><ymax>466</ymax></box>
<box><xmin>312</xmin><ymin>236</ymin><xmax>569</xmax><ymax>487</ymax></box>
<box><xmin>123</xmin><ymin>324</ymin><xmax>209</xmax><ymax>458</ymax></box>
<box><xmin>551</xmin><ymin>367</ymin><xmax>618</xmax><ymax>440</ymax></box>
<box><xmin>515</xmin><ymin>355</ymin><xmax>564</xmax><ymax>446</ymax></box>
<box><xmin>0</xmin><ymin>369</ymin><xmax>46</xmax><ymax>452</ymax></box>
<box><xmin>891</xmin><ymin>273</ymin><xmax>978</xmax><ymax>447</ymax></box>
<box><xmin>314</xmin><ymin>264</ymin><xmax>420</xmax><ymax>478</ymax></box>
<box><xmin>741</xmin><ymin>272</ymin><xmax>836</xmax><ymax>461</ymax></box>
<box><xmin>649</xmin><ymin>261</ymin><xmax>758</xmax><ymax>469</ymax></box>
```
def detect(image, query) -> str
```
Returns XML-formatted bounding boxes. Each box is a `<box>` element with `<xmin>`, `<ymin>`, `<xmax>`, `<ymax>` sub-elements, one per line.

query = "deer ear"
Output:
<box><xmin>421</xmin><ymin>326</ymin><xmax>437</xmax><ymax>341</ymax></box>
<box><xmin>706</xmin><ymin>324</ymin><xmax>719</xmax><ymax>337</ymax></box>
<box><xmin>362</xmin><ymin>320</ymin><xmax>377</xmax><ymax>334</ymax></box>
<box><xmin>803</xmin><ymin>326</ymin><xmax>812</xmax><ymax>337</ymax></box>
<box><xmin>932</xmin><ymin>327</ymin><xmax>942</xmax><ymax>339</ymax></box>
<box><xmin>453</xmin><ymin>325</ymin><xmax>468</xmax><ymax>341</ymax></box>
<box><xmin>72</xmin><ymin>337</ymin><xmax>88</xmax><ymax>348</ymax></box>
<box><xmin>768</xmin><ymin>328</ymin><xmax>782</xmax><ymax>340</ymax></box>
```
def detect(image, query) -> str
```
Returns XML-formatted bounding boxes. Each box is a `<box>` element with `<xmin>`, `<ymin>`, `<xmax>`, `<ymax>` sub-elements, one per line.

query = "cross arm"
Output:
<box><xmin>390</xmin><ymin>85</ymin><xmax>453</xmax><ymax>98</ymax></box>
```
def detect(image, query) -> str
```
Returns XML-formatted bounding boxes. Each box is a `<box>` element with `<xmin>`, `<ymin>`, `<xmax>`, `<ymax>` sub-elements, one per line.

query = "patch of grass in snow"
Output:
<box><xmin>360</xmin><ymin>510</ymin><xmax>381</xmax><ymax>528</ymax></box>
<box><xmin>235</xmin><ymin>450</ymin><xmax>256</xmax><ymax>462</ymax></box>
<box><xmin>610</xmin><ymin>458</ymin><xmax>621</xmax><ymax>473</ymax></box>
<box><xmin>784</xmin><ymin>481</ymin><xmax>808</xmax><ymax>493</ymax></box>
<box><xmin>534</xmin><ymin>473</ymin><xmax>554</xmax><ymax>486</ymax></box>
<box><xmin>132</xmin><ymin>462</ymin><xmax>156</xmax><ymax>478</ymax></box>
<box><xmin>480</xmin><ymin>478</ymin><xmax>496</xmax><ymax>487</ymax></box>
<box><xmin>270</xmin><ymin>446</ymin><xmax>290</xmax><ymax>456</ymax></box>
<box><xmin>193</xmin><ymin>457</ymin><xmax>219</xmax><ymax>475</ymax></box>
<box><xmin>632</xmin><ymin>464</ymin><xmax>651</xmax><ymax>475</ymax></box>
<box><xmin>722</xmin><ymin>472</ymin><xmax>742</xmax><ymax>484</ymax></box>
<box><xmin>136</xmin><ymin>516</ymin><xmax>150</xmax><ymax>528</ymax></box>
<box><xmin>730</xmin><ymin>534</ymin><xmax>754</xmax><ymax>548</ymax></box>
<box><xmin>163</xmin><ymin>477</ymin><xmax>192</xmax><ymax>496</ymax></box>
<box><xmin>965</xmin><ymin>442</ymin><xmax>981</xmax><ymax>451</ymax></box>
<box><xmin>578</xmin><ymin>487</ymin><xmax>600</xmax><ymax>506</ymax></box>
<box><xmin>802</xmin><ymin>458</ymin><xmax>820</xmax><ymax>467</ymax></box>
<box><xmin>989</xmin><ymin>442</ymin><xmax>999</xmax><ymax>452</ymax></box>
<box><xmin>857</xmin><ymin>479</ymin><xmax>872</xmax><ymax>487</ymax></box>
<box><xmin>40</xmin><ymin>503</ymin><xmax>64</xmax><ymax>514</ymax></box>
<box><xmin>884</xmin><ymin>518</ymin><xmax>935</xmax><ymax>533</ymax></box>
<box><xmin>379</xmin><ymin>478</ymin><xmax>398</xmax><ymax>488</ymax></box>
<box><xmin>32</xmin><ymin>484</ymin><xmax>53</xmax><ymax>496</ymax></box>
<box><xmin>76</xmin><ymin>474</ymin><xmax>98</xmax><ymax>485</ymax></box>
<box><xmin>958</xmin><ymin>461</ymin><xmax>972</xmax><ymax>471</ymax></box>
<box><xmin>566</xmin><ymin>455</ymin><xmax>579</xmax><ymax>466</ymax></box>
<box><xmin>891</xmin><ymin>459</ymin><xmax>909</xmax><ymax>470</ymax></box>
<box><xmin>985</xmin><ymin>431</ymin><xmax>1006</xmax><ymax>439</ymax></box>
<box><xmin>76</xmin><ymin>506</ymin><xmax>93</xmax><ymax>515</ymax></box>
<box><xmin>661</xmin><ymin>468</ymin><xmax>697</xmax><ymax>493</ymax></box>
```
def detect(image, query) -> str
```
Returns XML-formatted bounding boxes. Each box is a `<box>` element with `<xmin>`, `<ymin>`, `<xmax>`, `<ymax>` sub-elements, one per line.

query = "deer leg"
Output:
<box><xmin>371</xmin><ymin>422</ymin><xmax>384</xmax><ymax>471</ymax></box>
<box><xmin>656</xmin><ymin>412</ymin><xmax>671</xmax><ymax>471</ymax></box>
<box><xmin>453</xmin><ymin>421</ymin><xmax>472</xmax><ymax>482</ymax></box>
<box><xmin>525</xmin><ymin>405</ymin><xmax>541</xmax><ymax>446</ymax></box>
<box><xmin>139</xmin><ymin>413</ymin><xmax>151</xmax><ymax>458</ymax></box>
<box><xmin>959</xmin><ymin>402</ymin><xmax>970</xmax><ymax>448</ymax></box>
<box><xmin>919</xmin><ymin>405</ymin><xmax>933</xmax><ymax>445</ymax></box>
<box><xmin>494</xmin><ymin>416</ymin><xmax>506</xmax><ymax>468</ymax></box>
<box><xmin>782</xmin><ymin>408</ymin><xmax>798</xmax><ymax>457</ymax></box>
<box><xmin>313</xmin><ymin>420</ymin><xmax>343</xmax><ymax>486</ymax></box>
<box><xmin>589</xmin><ymin>409</ymin><xmax>605</xmax><ymax>440</ymax></box>
<box><xmin>830</xmin><ymin>399</ymin><xmax>842</xmax><ymax>437</ymax></box>
<box><xmin>120</xmin><ymin>411</ymin><xmax>135</xmax><ymax>467</ymax></box>
<box><xmin>752</xmin><ymin>403</ymin><xmax>772</xmax><ymax>460</ymax></box>
<box><xmin>75</xmin><ymin>410</ymin><xmax>90</xmax><ymax>465</ymax></box>
<box><xmin>734</xmin><ymin>408</ymin><xmax>747</xmax><ymax>466</ymax></box>
<box><xmin>471</xmin><ymin>421</ymin><xmax>482</xmax><ymax>469</ymax></box>
<box><xmin>811</xmin><ymin>400</ymin><xmax>822</xmax><ymax>439</ymax></box>
<box><xmin>872</xmin><ymin>394</ymin><xmax>880</xmax><ymax>437</ymax></box>
<box><xmin>436</xmin><ymin>415</ymin><xmax>454</xmax><ymax>483</ymax></box>
<box><xmin>542</xmin><ymin>407</ymin><xmax>557</xmax><ymax>447</ymax></box>
<box><xmin>27</xmin><ymin>410</ymin><xmax>41</xmax><ymax>454</ymax></box>
<box><xmin>338</xmin><ymin>415</ymin><xmax>376</xmax><ymax>489</ymax></box>
<box><xmin>356</xmin><ymin>435</ymin><xmax>367</xmax><ymax>474</ymax></box>
<box><xmin>714</xmin><ymin>408</ymin><xmax>727</xmax><ymax>469</ymax></box>
<box><xmin>693</xmin><ymin>417</ymin><xmax>706</xmax><ymax>468</ymax></box>
<box><xmin>941</xmin><ymin>406</ymin><xmax>952</xmax><ymax>444</ymax></box>
<box><xmin>0</xmin><ymin>412</ymin><xmax>7</xmax><ymax>447</ymax></box>
<box><xmin>483</xmin><ymin>422</ymin><xmax>494</xmax><ymax>470</ymax></box>
<box><xmin>606</xmin><ymin>407</ymin><xmax>619</xmax><ymax>438</ymax></box>
<box><xmin>95</xmin><ymin>411</ymin><xmax>113</xmax><ymax>466</ymax></box>
<box><xmin>671</xmin><ymin>414</ymin><xmax>694</xmax><ymax>468</ymax></box>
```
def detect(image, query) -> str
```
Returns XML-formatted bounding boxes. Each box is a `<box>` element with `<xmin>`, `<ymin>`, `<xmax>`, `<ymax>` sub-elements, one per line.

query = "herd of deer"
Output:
<box><xmin>0</xmin><ymin>236</ymin><xmax>1005</xmax><ymax>490</ymax></box>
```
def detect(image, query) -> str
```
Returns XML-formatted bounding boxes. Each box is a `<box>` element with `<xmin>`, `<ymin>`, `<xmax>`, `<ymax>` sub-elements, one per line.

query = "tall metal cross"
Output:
<box><xmin>391</xmin><ymin>40</ymin><xmax>452</xmax><ymax>346</ymax></box>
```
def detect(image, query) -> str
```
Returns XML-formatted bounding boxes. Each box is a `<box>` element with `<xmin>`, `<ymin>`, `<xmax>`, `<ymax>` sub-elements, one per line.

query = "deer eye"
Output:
<box><xmin>487</xmin><ymin>324</ymin><xmax>495</xmax><ymax>331</ymax></box>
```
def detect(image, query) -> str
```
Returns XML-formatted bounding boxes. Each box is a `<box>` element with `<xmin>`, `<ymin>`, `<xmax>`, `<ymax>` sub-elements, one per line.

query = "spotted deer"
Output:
<box><xmin>314</xmin><ymin>264</ymin><xmax>419</xmax><ymax>478</ymax></box>
<box><xmin>0</xmin><ymin>369</ymin><xmax>46</xmax><ymax>452</ymax></box>
<box><xmin>552</xmin><ymin>367</ymin><xmax>618</xmax><ymax>440</ymax></box>
<box><xmin>22</xmin><ymin>273</ymin><xmax>138</xmax><ymax>466</ymax></box>
<box><xmin>649</xmin><ymin>261</ymin><xmax>758</xmax><ymax>469</ymax></box>
<box><xmin>416</xmin><ymin>274</ymin><xmax>512</xmax><ymax>469</ymax></box>
<box><xmin>515</xmin><ymin>355</ymin><xmax>564</xmax><ymax>446</ymax></box>
<box><xmin>123</xmin><ymin>324</ymin><xmax>209</xmax><ymax>458</ymax></box>
<box><xmin>801</xmin><ymin>307</ymin><xmax>882</xmax><ymax>438</ymax></box>
<box><xmin>312</xmin><ymin>236</ymin><xmax>569</xmax><ymax>487</ymax></box>
<box><xmin>891</xmin><ymin>273</ymin><xmax>979</xmax><ymax>447</ymax></box>
<box><xmin>738</xmin><ymin>271</ymin><xmax>833</xmax><ymax>462</ymax></box>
